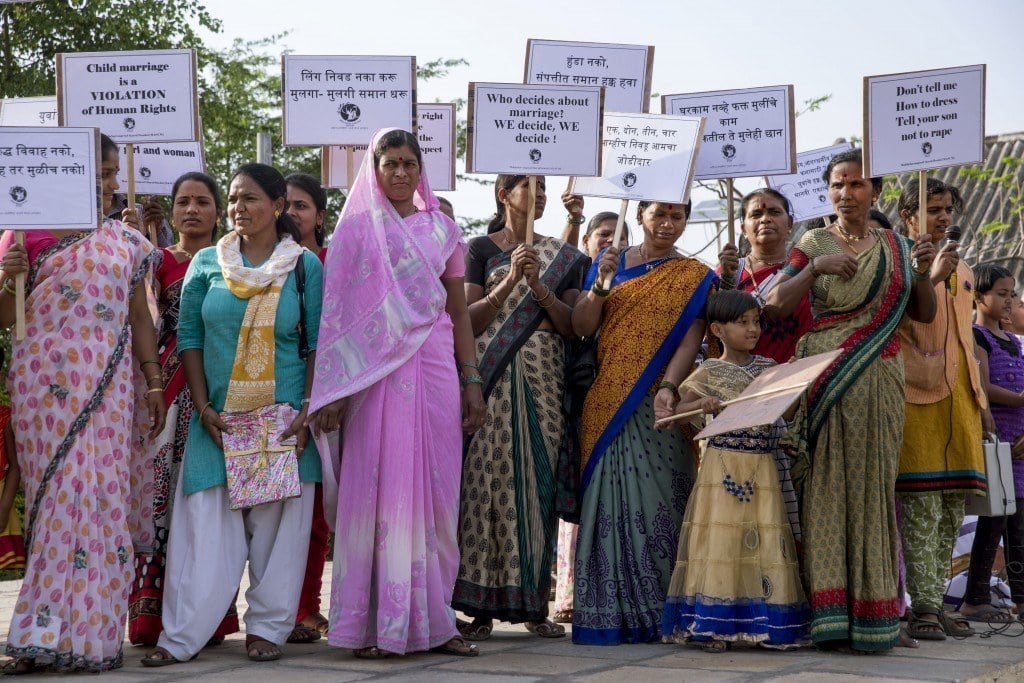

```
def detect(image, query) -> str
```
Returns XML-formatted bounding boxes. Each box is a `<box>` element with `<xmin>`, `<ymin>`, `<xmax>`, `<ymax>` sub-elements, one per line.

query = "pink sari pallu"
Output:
<box><xmin>221</xmin><ymin>404</ymin><xmax>301</xmax><ymax>510</ymax></box>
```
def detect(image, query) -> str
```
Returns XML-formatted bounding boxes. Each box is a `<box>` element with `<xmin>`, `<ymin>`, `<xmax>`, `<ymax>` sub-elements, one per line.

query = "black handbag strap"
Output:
<box><xmin>295</xmin><ymin>255</ymin><xmax>309</xmax><ymax>361</ymax></box>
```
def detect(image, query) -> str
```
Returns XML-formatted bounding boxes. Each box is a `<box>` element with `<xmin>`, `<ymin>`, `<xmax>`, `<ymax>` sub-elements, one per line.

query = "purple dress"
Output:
<box><xmin>975</xmin><ymin>326</ymin><xmax>1024</xmax><ymax>495</ymax></box>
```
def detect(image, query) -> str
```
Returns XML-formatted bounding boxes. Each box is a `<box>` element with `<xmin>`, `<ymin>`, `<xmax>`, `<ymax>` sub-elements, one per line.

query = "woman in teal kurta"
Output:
<box><xmin>144</xmin><ymin>163</ymin><xmax>322</xmax><ymax>667</ymax></box>
<box><xmin>176</xmin><ymin>245</ymin><xmax>323</xmax><ymax>491</ymax></box>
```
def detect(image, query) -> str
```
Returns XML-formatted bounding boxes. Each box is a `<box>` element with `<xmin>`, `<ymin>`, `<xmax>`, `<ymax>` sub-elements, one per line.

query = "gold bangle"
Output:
<box><xmin>141</xmin><ymin>359</ymin><xmax>160</xmax><ymax>370</ymax></box>
<box><xmin>146</xmin><ymin>374</ymin><xmax>162</xmax><ymax>383</ymax></box>
<box><xmin>198</xmin><ymin>401</ymin><xmax>213</xmax><ymax>422</ymax></box>
<box><xmin>145</xmin><ymin>387</ymin><xmax>163</xmax><ymax>396</ymax></box>
<box><xmin>2</xmin><ymin>279</ymin><xmax>14</xmax><ymax>296</ymax></box>
<box><xmin>485</xmin><ymin>293</ymin><xmax>502</xmax><ymax>310</ymax></box>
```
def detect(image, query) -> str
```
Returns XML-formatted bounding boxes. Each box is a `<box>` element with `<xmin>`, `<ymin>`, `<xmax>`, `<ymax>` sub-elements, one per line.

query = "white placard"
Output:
<box><xmin>662</xmin><ymin>85</ymin><xmax>795</xmax><ymax>180</ymax></box>
<box><xmin>0</xmin><ymin>127</ymin><xmax>99</xmax><ymax>231</ymax></box>
<box><xmin>569</xmin><ymin>112</ymin><xmax>704</xmax><ymax>204</ymax></box>
<box><xmin>525</xmin><ymin>39</ymin><xmax>653</xmax><ymax>113</ymax></box>
<box><xmin>322</xmin><ymin>102</ymin><xmax>456</xmax><ymax>191</ymax></box>
<box><xmin>282</xmin><ymin>55</ymin><xmax>416</xmax><ymax>147</ymax></box>
<box><xmin>116</xmin><ymin>141</ymin><xmax>205</xmax><ymax>196</ymax></box>
<box><xmin>864</xmin><ymin>64</ymin><xmax>985</xmax><ymax>177</ymax></box>
<box><xmin>765</xmin><ymin>142</ymin><xmax>853</xmax><ymax>222</ymax></box>
<box><xmin>57</xmin><ymin>49</ymin><xmax>199</xmax><ymax>143</ymax></box>
<box><xmin>466</xmin><ymin>82</ymin><xmax>603</xmax><ymax>176</ymax></box>
<box><xmin>0</xmin><ymin>96</ymin><xmax>57</xmax><ymax>127</ymax></box>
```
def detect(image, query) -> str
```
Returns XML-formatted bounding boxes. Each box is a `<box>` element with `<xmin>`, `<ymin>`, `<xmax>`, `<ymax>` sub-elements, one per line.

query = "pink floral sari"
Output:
<box><xmin>3</xmin><ymin>222</ymin><xmax>156</xmax><ymax>671</ymax></box>
<box><xmin>311</xmin><ymin>130</ymin><xmax>465</xmax><ymax>654</ymax></box>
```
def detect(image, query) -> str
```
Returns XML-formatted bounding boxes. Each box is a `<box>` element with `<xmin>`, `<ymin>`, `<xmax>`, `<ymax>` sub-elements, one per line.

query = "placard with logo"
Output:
<box><xmin>57</xmin><ymin>49</ymin><xmax>199</xmax><ymax>143</ymax></box>
<box><xmin>282</xmin><ymin>55</ymin><xmax>416</xmax><ymax>147</ymax></box>
<box><xmin>466</xmin><ymin>82</ymin><xmax>603</xmax><ymax>177</ymax></box>
<box><xmin>0</xmin><ymin>127</ymin><xmax>100</xmax><ymax>231</ymax></box>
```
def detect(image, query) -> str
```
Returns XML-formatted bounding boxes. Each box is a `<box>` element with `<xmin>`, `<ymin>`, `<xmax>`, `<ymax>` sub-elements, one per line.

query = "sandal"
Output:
<box><xmin>308</xmin><ymin>613</ymin><xmax>330</xmax><ymax>636</ymax></box>
<box><xmin>204</xmin><ymin>635</ymin><xmax>225</xmax><ymax>648</ymax></box>
<box><xmin>246</xmin><ymin>636</ymin><xmax>282</xmax><ymax>662</ymax></box>
<box><xmin>141</xmin><ymin>647</ymin><xmax>195</xmax><ymax>668</ymax></box>
<box><xmin>961</xmin><ymin>605</ymin><xmax>1017</xmax><ymax>624</ymax></box>
<box><xmin>700</xmin><ymin>640</ymin><xmax>730</xmax><ymax>653</ymax></box>
<box><xmin>937</xmin><ymin>610</ymin><xmax>975</xmax><ymax>637</ymax></box>
<box><xmin>353</xmin><ymin>646</ymin><xmax>396</xmax><ymax>659</ymax></box>
<box><xmin>552</xmin><ymin>610</ymin><xmax>572</xmax><ymax>624</ymax></box>
<box><xmin>0</xmin><ymin>659</ymin><xmax>38</xmax><ymax>675</ymax></box>
<box><xmin>458</xmin><ymin>618</ymin><xmax>493</xmax><ymax>642</ymax></box>
<box><xmin>525</xmin><ymin>619</ymin><xmax>566</xmax><ymax>638</ymax></box>
<box><xmin>286</xmin><ymin>624</ymin><xmax>322</xmax><ymax>644</ymax></box>
<box><xmin>431</xmin><ymin>636</ymin><xmax>479</xmax><ymax>657</ymax></box>
<box><xmin>906</xmin><ymin>608</ymin><xmax>946</xmax><ymax>641</ymax></box>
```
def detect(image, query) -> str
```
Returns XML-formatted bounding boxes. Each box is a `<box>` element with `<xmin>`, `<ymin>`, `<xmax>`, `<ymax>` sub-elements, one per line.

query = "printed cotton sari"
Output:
<box><xmin>782</xmin><ymin>227</ymin><xmax>913</xmax><ymax>652</ymax></box>
<box><xmin>127</xmin><ymin>248</ymin><xmax>238</xmax><ymax>645</ymax></box>
<box><xmin>572</xmin><ymin>254</ymin><xmax>715</xmax><ymax>645</ymax></box>
<box><xmin>4</xmin><ymin>223</ymin><xmax>156</xmax><ymax>671</ymax></box>
<box><xmin>452</xmin><ymin>235</ymin><xmax>586</xmax><ymax>622</ymax></box>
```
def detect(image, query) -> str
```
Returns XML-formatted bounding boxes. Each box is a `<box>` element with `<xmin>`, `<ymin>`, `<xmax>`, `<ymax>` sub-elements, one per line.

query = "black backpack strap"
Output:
<box><xmin>295</xmin><ymin>254</ymin><xmax>309</xmax><ymax>361</ymax></box>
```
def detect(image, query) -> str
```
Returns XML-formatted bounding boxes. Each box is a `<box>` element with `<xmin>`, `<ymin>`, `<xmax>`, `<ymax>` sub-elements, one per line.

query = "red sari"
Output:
<box><xmin>127</xmin><ymin>247</ymin><xmax>239</xmax><ymax>645</ymax></box>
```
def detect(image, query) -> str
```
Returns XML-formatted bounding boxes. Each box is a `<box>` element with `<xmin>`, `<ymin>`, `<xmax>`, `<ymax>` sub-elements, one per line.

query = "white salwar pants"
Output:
<box><xmin>156</xmin><ymin>479</ymin><xmax>314</xmax><ymax>660</ymax></box>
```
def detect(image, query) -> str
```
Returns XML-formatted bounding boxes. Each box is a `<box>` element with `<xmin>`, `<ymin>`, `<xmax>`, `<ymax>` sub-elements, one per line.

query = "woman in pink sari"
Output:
<box><xmin>310</xmin><ymin>129</ymin><xmax>485</xmax><ymax>658</ymax></box>
<box><xmin>0</xmin><ymin>133</ymin><xmax>166</xmax><ymax>672</ymax></box>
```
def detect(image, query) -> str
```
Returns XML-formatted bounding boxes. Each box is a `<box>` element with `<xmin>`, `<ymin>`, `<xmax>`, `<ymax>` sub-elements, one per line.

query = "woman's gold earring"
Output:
<box><xmin>275</xmin><ymin>210</ymin><xmax>281</xmax><ymax>219</ymax></box>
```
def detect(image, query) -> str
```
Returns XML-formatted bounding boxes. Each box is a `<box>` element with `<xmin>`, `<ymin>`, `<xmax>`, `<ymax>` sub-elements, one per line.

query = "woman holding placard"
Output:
<box><xmin>453</xmin><ymin>174</ymin><xmax>587</xmax><ymax>640</ymax></box>
<box><xmin>0</xmin><ymin>134</ymin><xmax>166</xmax><ymax>673</ymax></box>
<box><xmin>309</xmin><ymin>129</ymin><xmax>484</xmax><ymax>658</ymax></box>
<box><xmin>144</xmin><ymin>163</ymin><xmax>323</xmax><ymax>666</ymax></box>
<box><xmin>765</xmin><ymin>148</ymin><xmax>937</xmax><ymax>652</ymax></box>
<box><xmin>893</xmin><ymin>178</ymin><xmax>988</xmax><ymax>639</ymax></box>
<box><xmin>569</xmin><ymin>200</ymin><xmax>716</xmax><ymax>645</ymax></box>
<box><xmin>127</xmin><ymin>172</ymin><xmax>241</xmax><ymax>647</ymax></box>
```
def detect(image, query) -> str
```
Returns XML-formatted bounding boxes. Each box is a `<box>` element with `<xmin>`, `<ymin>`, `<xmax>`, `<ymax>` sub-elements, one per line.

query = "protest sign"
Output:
<box><xmin>57</xmin><ymin>49</ymin><xmax>199</xmax><ymax>143</ymax></box>
<box><xmin>466</xmin><ymin>82</ymin><xmax>603</xmax><ymax>176</ymax></box>
<box><xmin>654</xmin><ymin>350</ymin><xmax>841</xmax><ymax>436</ymax></box>
<box><xmin>0</xmin><ymin>127</ymin><xmax>99</xmax><ymax>231</ymax></box>
<box><xmin>282</xmin><ymin>55</ymin><xmax>416</xmax><ymax>147</ymax></box>
<box><xmin>766</xmin><ymin>142</ymin><xmax>853</xmax><ymax>222</ymax></box>
<box><xmin>569</xmin><ymin>112</ymin><xmax>703</xmax><ymax>204</ymax></box>
<box><xmin>863</xmin><ymin>64</ymin><xmax>985</xmax><ymax>177</ymax></box>
<box><xmin>525</xmin><ymin>39</ymin><xmax>653</xmax><ymax>113</ymax></box>
<box><xmin>0</xmin><ymin>126</ymin><xmax>100</xmax><ymax>339</ymax></box>
<box><xmin>322</xmin><ymin>103</ymin><xmax>456</xmax><ymax>190</ymax></box>
<box><xmin>0</xmin><ymin>96</ymin><xmax>57</xmax><ymax>127</ymax></box>
<box><xmin>322</xmin><ymin>145</ymin><xmax>368</xmax><ymax>190</ymax></box>
<box><xmin>662</xmin><ymin>85</ymin><xmax>795</xmax><ymax>181</ymax></box>
<box><xmin>116</xmin><ymin>141</ymin><xmax>205</xmax><ymax>196</ymax></box>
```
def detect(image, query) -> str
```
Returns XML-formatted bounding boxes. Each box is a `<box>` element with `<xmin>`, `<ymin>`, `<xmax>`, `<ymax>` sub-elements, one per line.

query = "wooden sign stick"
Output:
<box><xmin>653</xmin><ymin>381</ymin><xmax>809</xmax><ymax>428</ymax></box>
<box><xmin>726</xmin><ymin>177</ymin><xmax>736</xmax><ymax>244</ymax></box>
<box><xmin>602</xmin><ymin>199</ymin><xmax>629</xmax><ymax>290</ymax></box>
<box><xmin>917</xmin><ymin>168</ymin><xmax>927</xmax><ymax>243</ymax></box>
<box><xmin>525</xmin><ymin>175</ymin><xmax>537</xmax><ymax>246</ymax></box>
<box><xmin>14</xmin><ymin>231</ymin><xmax>25</xmax><ymax>342</ymax></box>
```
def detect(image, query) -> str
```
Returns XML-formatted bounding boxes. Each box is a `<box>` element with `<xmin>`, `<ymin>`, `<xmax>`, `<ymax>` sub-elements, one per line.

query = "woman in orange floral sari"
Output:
<box><xmin>570</xmin><ymin>201</ymin><xmax>716</xmax><ymax>645</ymax></box>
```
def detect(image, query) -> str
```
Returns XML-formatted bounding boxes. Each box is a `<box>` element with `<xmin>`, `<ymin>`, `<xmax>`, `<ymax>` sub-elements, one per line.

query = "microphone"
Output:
<box><xmin>944</xmin><ymin>225</ymin><xmax>962</xmax><ymax>295</ymax></box>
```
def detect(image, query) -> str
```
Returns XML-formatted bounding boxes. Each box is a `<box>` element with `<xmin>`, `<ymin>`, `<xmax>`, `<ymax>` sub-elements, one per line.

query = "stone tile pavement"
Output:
<box><xmin>1</xmin><ymin>565</ymin><xmax>1022</xmax><ymax>682</ymax></box>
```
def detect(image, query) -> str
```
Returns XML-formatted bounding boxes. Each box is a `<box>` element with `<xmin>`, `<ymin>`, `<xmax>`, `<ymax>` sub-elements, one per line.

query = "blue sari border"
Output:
<box><xmin>580</xmin><ymin>269</ymin><xmax>717</xmax><ymax>493</ymax></box>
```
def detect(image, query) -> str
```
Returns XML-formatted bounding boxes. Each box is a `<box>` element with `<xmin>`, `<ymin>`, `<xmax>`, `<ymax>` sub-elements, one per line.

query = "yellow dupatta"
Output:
<box><xmin>216</xmin><ymin>231</ymin><xmax>305</xmax><ymax>411</ymax></box>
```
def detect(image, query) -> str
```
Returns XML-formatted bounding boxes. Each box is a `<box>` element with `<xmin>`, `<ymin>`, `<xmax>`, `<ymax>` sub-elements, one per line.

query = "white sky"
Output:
<box><xmin>195</xmin><ymin>0</ymin><xmax>1023</xmax><ymax>260</ymax></box>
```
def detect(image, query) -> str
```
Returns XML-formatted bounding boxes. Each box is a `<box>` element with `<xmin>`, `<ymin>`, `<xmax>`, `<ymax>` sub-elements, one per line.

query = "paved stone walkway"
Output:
<box><xmin>1</xmin><ymin>565</ymin><xmax>1022</xmax><ymax>682</ymax></box>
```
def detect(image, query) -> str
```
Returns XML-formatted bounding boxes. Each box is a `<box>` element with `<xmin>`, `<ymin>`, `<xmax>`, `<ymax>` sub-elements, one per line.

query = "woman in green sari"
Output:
<box><xmin>765</xmin><ymin>149</ymin><xmax>937</xmax><ymax>652</ymax></box>
<box><xmin>454</xmin><ymin>175</ymin><xmax>588</xmax><ymax>640</ymax></box>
